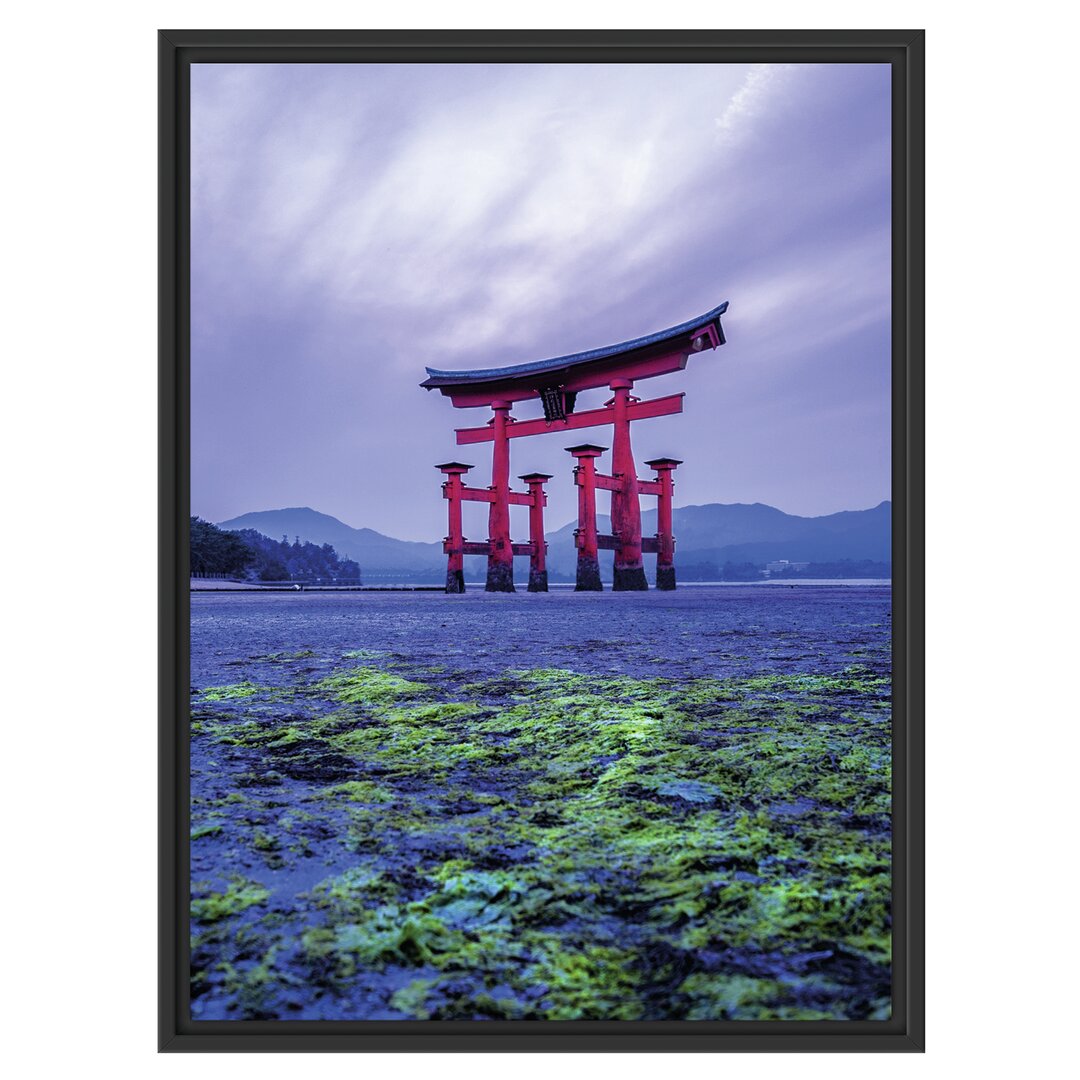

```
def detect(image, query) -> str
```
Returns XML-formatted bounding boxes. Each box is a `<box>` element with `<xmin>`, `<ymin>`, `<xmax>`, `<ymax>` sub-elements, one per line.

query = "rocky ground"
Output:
<box><xmin>189</xmin><ymin>587</ymin><xmax>892</xmax><ymax>1021</ymax></box>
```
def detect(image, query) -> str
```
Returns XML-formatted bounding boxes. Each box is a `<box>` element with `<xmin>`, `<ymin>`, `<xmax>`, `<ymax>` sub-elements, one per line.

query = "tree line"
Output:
<box><xmin>190</xmin><ymin>517</ymin><xmax>361</xmax><ymax>583</ymax></box>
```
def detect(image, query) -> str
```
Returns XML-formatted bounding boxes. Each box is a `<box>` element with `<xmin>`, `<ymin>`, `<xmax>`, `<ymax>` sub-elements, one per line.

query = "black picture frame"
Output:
<box><xmin>160</xmin><ymin>28</ymin><xmax>924</xmax><ymax>1053</ymax></box>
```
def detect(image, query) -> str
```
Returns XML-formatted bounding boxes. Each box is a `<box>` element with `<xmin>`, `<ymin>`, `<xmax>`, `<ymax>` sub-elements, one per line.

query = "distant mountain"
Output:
<box><xmin>543</xmin><ymin>501</ymin><xmax>891</xmax><ymax>582</ymax></box>
<box><xmin>216</xmin><ymin>508</ymin><xmax>448</xmax><ymax>584</ymax></box>
<box><xmin>217</xmin><ymin>501</ymin><xmax>890</xmax><ymax>585</ymax></box>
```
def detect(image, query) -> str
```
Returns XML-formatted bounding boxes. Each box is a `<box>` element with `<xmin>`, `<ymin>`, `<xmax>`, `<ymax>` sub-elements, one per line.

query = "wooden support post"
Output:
<box><xmin>486</xmin><ymin>400</ymin><xmax>515</xmax><ymax>592</ymax></box>
<box><xmin>609</xmin><ymin>379</ymin><xmax>648</xmax><ymax>590</ymax></box>
<box><xmin>645</xmin><ymin>458</ymin><xmax>682</xmax><ymax>590</ymax></box>
<box><xmin>436</xmin><ymin>462</ymin><xmax>472</xmax><ymax>593</ymax></box>
<box><xmin>567</xmin><ymin>444</ymin><xmax>605</xmax><ymax>591</ymax></box>
<box><xmin>519</xmin><ymin>472</ymin><xmax>552</xmax><ymax>592</ymax></box>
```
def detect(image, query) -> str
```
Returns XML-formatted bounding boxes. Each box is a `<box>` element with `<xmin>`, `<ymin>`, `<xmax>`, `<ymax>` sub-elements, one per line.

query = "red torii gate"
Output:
<box><xmin>421</xmin><ymin>302</ymin><xmax>728</xmax><ymax>593</ymax></box>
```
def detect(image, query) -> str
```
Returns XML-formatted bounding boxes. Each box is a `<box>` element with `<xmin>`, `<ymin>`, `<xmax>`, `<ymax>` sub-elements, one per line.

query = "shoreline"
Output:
<box><xmin>191</xmin><ymin>579</ymin><xmax>891</xmax><ymax>593</ymax></box>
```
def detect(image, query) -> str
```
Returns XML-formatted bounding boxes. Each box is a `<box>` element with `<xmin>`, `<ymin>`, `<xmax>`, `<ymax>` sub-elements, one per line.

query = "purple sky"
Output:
<box><xmin>191</xmin><ymin>63</ymin><xmax>891</xmax><ymax>542</ymax></box>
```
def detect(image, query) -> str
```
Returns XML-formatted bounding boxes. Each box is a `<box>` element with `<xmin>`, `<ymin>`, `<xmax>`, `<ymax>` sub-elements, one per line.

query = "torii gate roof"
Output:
<box><xmin>420</xmin><ymin>301</ymin><xmax>728</xmax><ymax>407</ymax></box>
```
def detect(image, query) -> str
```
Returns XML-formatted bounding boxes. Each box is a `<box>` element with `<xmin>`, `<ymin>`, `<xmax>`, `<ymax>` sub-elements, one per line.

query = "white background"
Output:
<box><xmin>3</xmin><ymin>2</ymin><xmax>1077</xmax><ymax>1076</ymax></box>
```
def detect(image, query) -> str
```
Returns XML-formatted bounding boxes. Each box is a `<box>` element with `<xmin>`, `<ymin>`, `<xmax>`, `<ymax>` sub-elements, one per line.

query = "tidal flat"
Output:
<box><xmin>190</xmin><ymin>586</ymin><xmax>891</xmax><ymax>1021</ymax></box>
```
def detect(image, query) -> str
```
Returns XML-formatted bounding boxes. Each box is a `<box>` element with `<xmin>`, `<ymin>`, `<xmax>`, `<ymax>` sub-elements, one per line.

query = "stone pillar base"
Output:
<box><xmin>613</xmin><ymin>565</ymin><xmax>649</xmax><ymax>591</ymax></box>
<box><xmin>445</xmin><ymin>569</ymin><xmax>465</xmax><ymax>594</ymax></box>
<box><xmin>575</xmin><ymin>555</ymin><xmax>603</xmax><ymax>592</ymax></box>
<box><xmin>485</xmin><ymin>561</ymin><xmax>516</xmax><ymax>592</ymax></box>
<box><xmin>656</xmin><ymin>565</ymin><xmax>676</xmax><ymax>591</ymax></box>
<box><xmin>527</xmin><ymin>568</ymin><xmax>548</xmax><ymax>593</ymax></box>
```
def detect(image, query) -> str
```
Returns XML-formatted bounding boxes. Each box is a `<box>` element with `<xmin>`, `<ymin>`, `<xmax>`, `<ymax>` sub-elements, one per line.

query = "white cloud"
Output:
<box><xmin>190</xmin><ymin>62</ymin><xmax>893</xmax><ymax>533</ymax></box>
<box><xmin>714</xmin><ymin>63</ymin><xmax>795</xmax><ymax>141</ymax></box>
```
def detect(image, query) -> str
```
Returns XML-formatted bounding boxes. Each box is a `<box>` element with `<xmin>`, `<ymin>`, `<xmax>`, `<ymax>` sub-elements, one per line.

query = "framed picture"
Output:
<box><xmin>160</xmin><ymin>29</ymin><xmax>924</xmax><ymax>1052</ymax></box>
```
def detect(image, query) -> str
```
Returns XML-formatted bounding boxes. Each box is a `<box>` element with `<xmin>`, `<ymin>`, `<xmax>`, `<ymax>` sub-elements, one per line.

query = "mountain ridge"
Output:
<box><xmin>216</xmin><ymin>501</ymin><xmax>891</xmax><ymax>584</ymax></box>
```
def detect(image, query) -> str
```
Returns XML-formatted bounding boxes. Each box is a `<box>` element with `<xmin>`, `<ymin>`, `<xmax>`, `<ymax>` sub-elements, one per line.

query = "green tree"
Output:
<box><xmin>190</xmin><ymin>517</ymin><xmax>256</xmax><ymax>576</ymax></box>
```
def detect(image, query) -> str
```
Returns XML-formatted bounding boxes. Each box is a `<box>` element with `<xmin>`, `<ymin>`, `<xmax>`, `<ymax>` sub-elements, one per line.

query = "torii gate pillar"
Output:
<box><xmin>646</xmin><ymin>457</ymin><xmax>682</xmax><ymax>590</ymax></box>
<box><xmin>436</xmin><ymin>461</ymin><xmax>472</xmax><ymax>594</ymax></box>
<box><xmin>609</xmin><ymin>379</ymin><xmax>648</xmax><ymax>591</ymax></box>
<box><xmin>519</xmin><ymin>472</ymin><xmax>552</xmax><ymax>592</ymax></box>
<box><xmin>567</xmin><ymin>445</ymin><xmax>605</xmax><ymax>592</ymax></box>
<box><xmin>486</xmin><ymin>400</ymin><xmax>515</xmax><ymax>593</ymax></box>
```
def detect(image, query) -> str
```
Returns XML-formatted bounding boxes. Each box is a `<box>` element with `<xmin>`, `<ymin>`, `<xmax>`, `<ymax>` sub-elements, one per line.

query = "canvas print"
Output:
<box><xmin>188</xmin><ymin>61</ymin><xmax>893</xmax><ymax>1022</ymax></box>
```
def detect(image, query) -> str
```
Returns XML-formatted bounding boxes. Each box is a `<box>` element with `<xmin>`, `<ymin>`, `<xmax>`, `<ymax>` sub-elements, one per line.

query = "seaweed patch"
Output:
<box><xmin>190</xmin><ymin>635</ymin><xmax>890</xmax><ymax>1020</ymax></box>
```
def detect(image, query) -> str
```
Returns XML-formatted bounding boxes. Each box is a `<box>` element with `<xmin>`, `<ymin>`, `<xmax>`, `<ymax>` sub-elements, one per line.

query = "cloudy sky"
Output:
<box><xmin>191</xmin><ymin>62</ymin><xmax>891</xmax><ymax>541</ymax></box>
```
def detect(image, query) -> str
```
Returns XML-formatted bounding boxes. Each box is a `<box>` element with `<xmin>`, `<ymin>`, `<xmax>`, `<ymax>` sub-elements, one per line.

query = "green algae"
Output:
<box><xmin>252</xmin><ymin>829</ymin><xmax>280</xmax><ymax>852</ymax></box>
<box><xmin>199</xmin><ymin>682</ymin><xmax>259</xmax><ymax>702</ymax></box>
<box><xmin>524</xmin><ymin>940</ymin><xmax>642</xmax><ymax>1020</ymax></box>
<box><xmin>218</xmin><ymin>946</ymin><xmax>283</xmax><ymax>1018</ymax></box>
<box><xmin>317</xmin><ymin>781</ymin><xmax>395</xmax><ymax>804</ymax></box>
<box><xmin>191</xmin><ymin>878</ymin><xmax>270</xmax><ymax>923</ymax></box>
<box><xmin>317</xmin><ymin>666</ymin><xmax>428</xmax><ymax>706</ymax></box>
<box><xmin>302</xmin><ymin>907</ymin><xmax>463</xmax><ymax>977</ymax></box>
<box><xmin>678</xmin><ymin>972</ymin><xmax>784</xmax><ymax>1020</ymax></box>
<box><xmin>191</xmin><ymin>658</ymin><xmax>891</xmax><ymax>1020</ymax></box>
